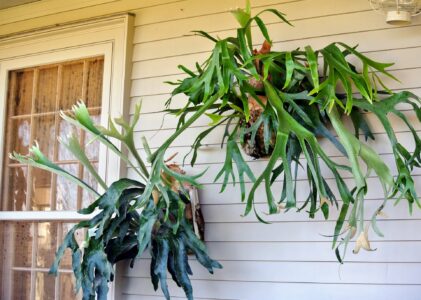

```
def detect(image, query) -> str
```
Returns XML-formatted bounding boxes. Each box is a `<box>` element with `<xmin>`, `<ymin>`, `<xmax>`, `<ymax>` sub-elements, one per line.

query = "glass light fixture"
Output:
<box><xmin>369</xmin><ymin>0</ymin><xmax>421</xmax><ymax>25</ymax></box>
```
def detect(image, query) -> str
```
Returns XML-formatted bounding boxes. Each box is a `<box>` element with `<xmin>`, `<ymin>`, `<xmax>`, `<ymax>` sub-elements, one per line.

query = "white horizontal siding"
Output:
<box><xmin>131</xmin><ymin>131</ymin><xmax>420</xmax><ymax>163</ymax></box>
<box><xmin>131</xmin><ymin>45</ymin><xmax>421</xmax><ymax>80</ymax></box>
<box><xmin>130</xmin><ymin>111</ymin><xmax>420</xmax><ymax>150</ymax></box>
<box><xmin>120</xmin><ymin>279</ymin><xmax>421</xmax><ymax>300</ymax></box>
<box><xmin>132</xmin><ymin>10</ymin><xmax>421</xmax><ymax>61</ymax></box>
<box><xmin>122</xmin><ymin>259</ymin><xmax>421</xmax><ymax>284</ymax></box>
<box><xmin>119</xmin><ymin>0</ymin><xmax>421</xmax><ymax>299</ymax></box>
<box><xmin>196</xmin><ymin>175</ymin><xmax>421</xmax><ymax>205</ymax></box>
<box><xmin>129</xmin><ymin>67</ymin><xmax>421</xmax><ymax>97</ymax></box>
<box><xmin>137</xmin><ymin>239</ymin><xmax>421</xmax><ymax>263</ymax></box>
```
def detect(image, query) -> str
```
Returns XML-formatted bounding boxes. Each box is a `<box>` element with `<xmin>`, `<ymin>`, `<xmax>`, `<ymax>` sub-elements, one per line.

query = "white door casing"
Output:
<box><xmin>0</xmin><ymin>13</ymin><xmax>134</xmax><ymax>299</ymax></box>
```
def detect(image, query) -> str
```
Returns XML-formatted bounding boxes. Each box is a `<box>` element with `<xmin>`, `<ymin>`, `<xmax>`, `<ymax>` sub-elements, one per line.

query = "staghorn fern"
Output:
<box><xmin>11</xmin><ymin>103</ymin><xmax>221</xmax><ymax>300</ymax></box>
<box><xmin>162</xmin><ymin>1</ymin><xmax>421</xmax><ymax>260</ymax></box>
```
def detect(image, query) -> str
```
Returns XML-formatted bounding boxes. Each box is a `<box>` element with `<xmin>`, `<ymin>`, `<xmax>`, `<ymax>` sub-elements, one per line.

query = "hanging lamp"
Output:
<box><xmin>369</xmin><ymin>0</ymin><xmax>421</xmax><ymax>25</ymax></box>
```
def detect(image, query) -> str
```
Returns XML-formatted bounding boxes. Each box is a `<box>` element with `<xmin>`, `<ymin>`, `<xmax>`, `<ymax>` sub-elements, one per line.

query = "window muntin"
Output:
<box><xmin>2</xmin><ymin>57</ymin><xmax>103</xmax><ymax>212</ymax></box>
<box><xmin>1</xmin><ymin>221</ymin><xmax>85</xmax><ymax>300</ymax></box>
<box><xmin>0</xmin><ymin>57</ymin><xmax>104</xmax><ymax>299</ymax></box>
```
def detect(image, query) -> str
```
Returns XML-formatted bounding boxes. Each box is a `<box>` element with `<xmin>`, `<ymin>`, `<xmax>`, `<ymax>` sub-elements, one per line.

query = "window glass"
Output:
<box><xmin>2</xmin><ymin>57</ymin><xmax>104</xmax><ymax>212</ymax></box>
<box><xmin>0</xmin><ymin>57</ymin><xmax>103</xmax><ymax>299</ymax></box>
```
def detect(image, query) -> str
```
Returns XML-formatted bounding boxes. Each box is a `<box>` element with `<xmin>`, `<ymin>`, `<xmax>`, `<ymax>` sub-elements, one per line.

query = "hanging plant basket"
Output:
<box><xmin>163</xmin><ymin>162</ymin><xmax>205</xmax><ymax>241</ymax></box>
<box><xmin>240</xmin><ymin>41</ymin><xmax>275</xmax><ymax>159</ymax></box>
<box><xmin>241</xmin><ymin>94</ymin><xmax>277</xmax><ymax>158</ymax></box>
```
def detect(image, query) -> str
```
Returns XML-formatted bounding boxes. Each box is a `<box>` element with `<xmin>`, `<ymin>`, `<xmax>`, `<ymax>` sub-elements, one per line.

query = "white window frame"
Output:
<box><xmin>0</xmin><ymin>13</ymin><xmax>134</xmax><ymax>299</ymax></box>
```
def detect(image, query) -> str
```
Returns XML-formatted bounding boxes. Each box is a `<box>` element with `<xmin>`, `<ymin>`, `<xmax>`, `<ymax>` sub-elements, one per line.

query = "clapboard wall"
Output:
<box><xmin>1</xmin><ymin>0</ymin><xmax>421</xmax><ymax>299</ymax></box>
<box><xmin>121</xmin><ymin>1</ymin><xmax>421</xmax><ymax>299</ymax></box>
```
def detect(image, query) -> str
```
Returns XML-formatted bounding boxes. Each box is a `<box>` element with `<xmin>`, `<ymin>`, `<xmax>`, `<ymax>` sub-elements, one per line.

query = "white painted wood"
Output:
<box><xmin>0</xmin><ymin>211</ymin><xmax>96</xmax><ymax>221</ymax></box>
<box><xmin>129</xmin><ymin>67</ymin><xmax>421</xmax><ymax>97</ymax></box>
<box><xmin>202</xmin><ymin>240</ymin><xmax>421</xmax><ymax>263</ymax></box>
<box><xmin>132</xmin><ymin>23</ymin><xmax>421</xmax><ymax>62</ymax></box>
<box><xmin>130</xmin><ymin>110</ymin><xmax>420</xmax><ymax>150</ymax></box>
<box><xmin>130</xmin><ymin>103</ymin><xmax>420</xmax><ymax>135</ymax></box>
<box><xmin>196</xmin><ymin>175</ymin><xmax>421</xmax><ymax>205</ymax></box>
<box><xmin>201</xmin><ymin>199</ymin><xmax>421</xmax><ymax>223</ymax></box>
<box><xmin>120</xmin><ymin>278</ymin><xmax>421</xmax><ymax>300</ymax></box>
<box><xmin>132</xmin><ymin>86</ymin><xmax>421</xmax><ymax>115</ymax></box>
<box><xmin>0</xmin><ymin>0</ymin><xmax>118</xmax><ymax>26</ymax></box>
<box><xmin>0</xmin><ymin>0</ymin><xmax>40</xmax><ymax>10</ymax></box>
<box><xmin>132</xmin><ymin>13</ymin><xmax>421</xmax><ymax>61</ymax></box>
<box><xmin>201</xmin><ymin>220</ymin><xmax>421</xmax><ymax>242</ymax></box>
<box><xmin>170</xmin><ymin>154</ymin><xmax>421</xmax><ymax>183</ymax></box>
<box><xmin>132</xmin><ymin>0</ymin><xmax>372</xmax><ymax>44</ymax></box>
<box><xmin>133</xmin><ymin>0</ymin><xmax>303</xmax><ymax>27</ymax></box>
<box><xmin>131</xmin><ymin>46</ymin><xmax>421</xmax><ymax>80</ymax></box>
<box><xmin>130</xmin><ymin>131</ymin><xmax>420</xmax><ymax>164</ymax></box>
<box><xmin>123</xmin><ymin>258</ymin><xmax>421</xmax><ymax>284</ymax></box>
<box><xmin>0</xmin><ymin>0</ymin><xmax>186</xmax><ymax>38</ymax></box>
<box><xmin>136</xmin><ymin>239</ymin><xmax>421</xmax><ymax>263</ymax></box>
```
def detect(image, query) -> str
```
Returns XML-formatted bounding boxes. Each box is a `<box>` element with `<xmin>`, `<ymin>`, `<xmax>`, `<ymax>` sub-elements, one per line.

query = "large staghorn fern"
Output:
<box><xmin>163</xmin><ymin>1</ymin><xmax>421</xmax><ymax>260</ymax></box>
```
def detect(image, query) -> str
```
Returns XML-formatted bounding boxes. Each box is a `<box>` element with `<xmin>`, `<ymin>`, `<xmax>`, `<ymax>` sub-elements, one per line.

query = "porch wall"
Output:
<box><xmin>1</xmin><ymin>0</ymin><xmax>421</xmax><ymax>299</ymax></box>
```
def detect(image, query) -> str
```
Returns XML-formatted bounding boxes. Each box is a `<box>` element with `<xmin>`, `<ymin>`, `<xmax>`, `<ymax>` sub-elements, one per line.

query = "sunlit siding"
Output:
<box><xmin>124</xmin><ymin>1</ymin><xmax>421</xmax><ymax>299</ymax></box>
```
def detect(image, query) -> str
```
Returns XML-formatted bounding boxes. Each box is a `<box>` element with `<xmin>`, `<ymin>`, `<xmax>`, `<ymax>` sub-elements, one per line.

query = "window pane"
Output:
<box><xmin>8</xmin><ymin>70</ymin><xmax>33</xmax><ymax>116</ymax></box>
<box><xmin>35</xmin><ymin>66</ymin><xmax>58</xmax><ymax>113</ymax></box>
<box><xmin>59</xmin><ymin>273</ymin><xmax>82</xmax><ymax>300</ymax></box>
<box><xmin>35</xmin><ymin>272</ymin><xmax>55</xmax><ymax>300</ymax></box>
<box><xmin>0</xmin><ymin>222</ymin><xmax>3</xmax><ymax>293</ymax></box>
<box><xmin>12</xmin><ymin>271</ymin><xmax>31</xmax><ymax>300</ymax></box>
<box><xmin>86</xmin><ymin>58</ymin><xmax>104</xmax><ymax>107</ymax></box>
<box><xmin>59</xmin><ymin>223</ymin><xmax>84</xmax><ymax>270</ymax></box>
<box><xmin>7</xmin><ymin>117</ymin><xmax>31</xmax><ymax>161</ymax></box>
<box><xmin>4</xmin><ymin>166</ymin><xmax>28</xmax><ymax>211</ymax></box>
<box><xmin>84</xmin><ymin>108</ymin><xmax>101</xmax><ymax>161</ymax></box>
<box><xmin>13</xmin><ymin>222</ymin><xmax>33</xmax><ymax>267</ymax></box>
<box><xmin>1</xmin><ymin>222</ymin><xmax>82</xmax><ymax>299</ymax></box>
<box><xmin>36</xmin><ymin>222</ymin><xmax>58</xmax><ymax>267</ymax></box>
<box><xmin>57</xmin><ymin>114</ymin><xmax>80</xmax><ymax>162</ymax></box>
<box><xmin>32</xmin><ymin>114</ymin><xmax>56</xmax><ymax>158</ymax></box>
<box><xmin>0</xmin><ymin>222</ymin><xmax>33</xmax><ymax>299</ymax></box>
<box><xmin>60</xmin><ymin>62</ymin><xmax>84</xmax><ymax>110</ymax></box>
<box><xmin>31</xmin><ymin>168</ymin><xmax>52</xmax><ymax>211</ymax></box>
<box><xmin>82</xmin><ymin>162</ymin><xmax>99</xmax><ymax>208</ymax></box>
<box><xmin>55</xmin><ymin>164</ymin><xmax>79</xmax><ymax>211</ymax></box>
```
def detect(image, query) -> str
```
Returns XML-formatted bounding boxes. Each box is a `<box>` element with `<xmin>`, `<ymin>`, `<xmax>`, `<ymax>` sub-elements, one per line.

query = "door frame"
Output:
<box><xmin>0</xmin><ymin>13</ymin><xmax>134</xmax><ymax>300</ymax></box>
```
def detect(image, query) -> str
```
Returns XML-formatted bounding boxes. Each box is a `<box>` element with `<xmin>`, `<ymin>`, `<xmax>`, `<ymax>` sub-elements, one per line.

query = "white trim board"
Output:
<box><xmin>0</xmin><ymin>210</ymin><xmax>95</xmax><ymax>221</ymax></box>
